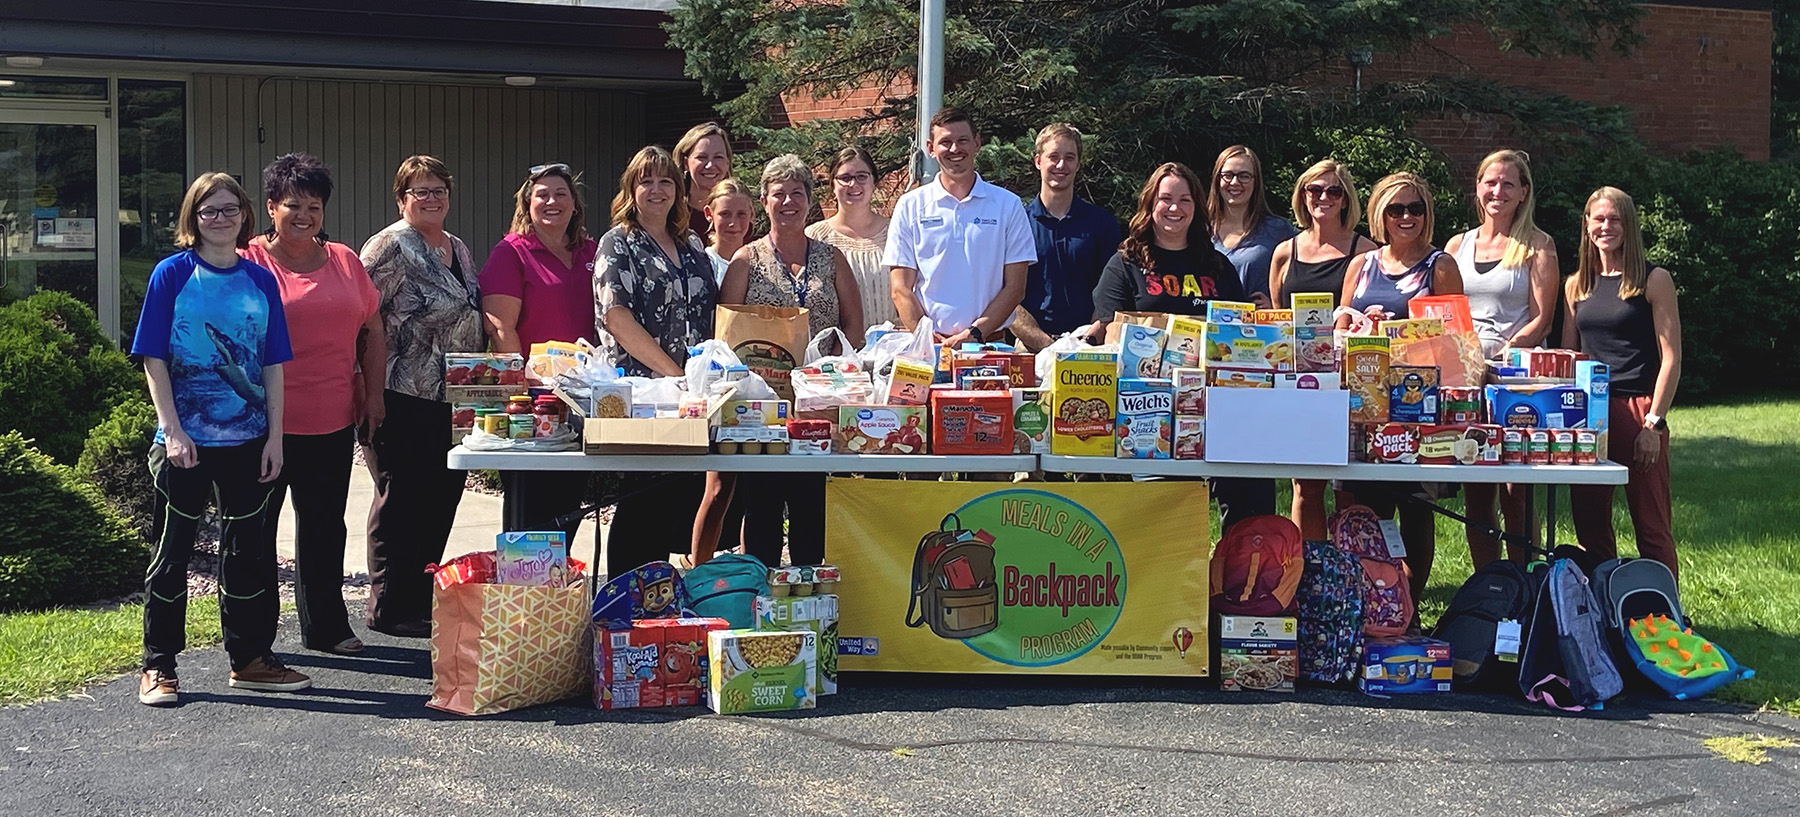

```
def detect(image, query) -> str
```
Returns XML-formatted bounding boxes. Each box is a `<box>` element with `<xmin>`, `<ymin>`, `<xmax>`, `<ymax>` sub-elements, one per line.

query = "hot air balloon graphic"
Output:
<box><xmin>1172</xmin><ymin>627</ymin><xmax>1194</xmax><ymax>658</ymax></box>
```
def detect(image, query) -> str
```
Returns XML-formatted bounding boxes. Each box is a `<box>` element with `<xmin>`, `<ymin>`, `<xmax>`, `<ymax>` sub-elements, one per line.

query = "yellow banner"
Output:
<box><xmin>828</xmin><ymin>479</ymin><xmax>1211</xmax><ymax>676</ymax></box>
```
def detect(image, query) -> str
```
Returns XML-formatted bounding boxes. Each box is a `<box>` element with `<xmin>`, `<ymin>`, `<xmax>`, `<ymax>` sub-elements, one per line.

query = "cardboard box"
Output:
<box><xmin>1163</xmin><ymin>317</ymin><xmax>1206</xmax><ymax>375</ymax></box>
<box><xmin>708</xmin><ymin>629</ymin><xmax>818</xmax><ymax>714</ymax></box>
<box><xmin>1206</xmin><ymin>388</ymin><xmax>1349</xmax><ymax>466</ymax></box>
<box><xmin>1118</xmin><ymin>323</ymin><xmax>1168</xmax><ymax>380</ymax></box>
<box><xmin>585</xmin><ymin>417</ymin><xmax>711</xmax><ymax>454</ymax></box>
<box><xmin>1205</xmin><ymin>322</ymin><xmax>1294</xmax><ymax>371</ymax></box>
<box><xmin>721</xmin><ymin>400</ymin><xmax>791</xmax><ymax>427</ymax></box>
<box><xmin>753</xmin><ymin>595</ymin><xmax>839</xmax><ymax>695</ymax></box>
<box><xmin>838</xmin><ymin>405</ymin><xmax>928</xmax><ymax>454</ymax></box>
<box><xmin>1359</xmin><ymin>422</ymin><xmax>1423</xmax><ymax>464</ymax></box>
<box><xmin>884</xmin><ymin>357</ymin><xmax>936</xmax><ymax>406</ymax></box>
<box><xmin>444</xmin><ymin>353</ymin><xmax>526</xmax><ymax>388</ymax></box>
<box><xmin>1013</xmin><ymin>388</ymin><xmax>1051</xmax><ymax>454</ymax></box>
<box><xmin>1207</xmin><ymin>367</ymin><xmax>1275</xmax><ymax>388</ymax></box>
<box><xmin>1290</xmin><ymin>292</ymin><xmax>1335</xmax><ymax>328</ymax></box>
<box><xmin>1174</xmin><ymin>416</ymin><xmax>1205</xmax><ymax>460</ymax></box>
<box><xmin>1050</xmin><ymin>350</ymin><xmax>1118</xmax><ymax>456</ymax></box>
<box><xmin>1103</xmin><ymin>311</ymin><xmax>1176</xmax><ymax>345</ymax></box>
<box><xmin>595</xmin><ymin>617</ymin><xmax>730</xmax><ymax>710</ymax></box>
<box><xmin>1217</xmin><ymin>615</ymin><xmax>1298</xmax><ymax>692</ymax></box>
<box><xmin>1360</xmin><ymin>636</ymin><xmax>1453</xmax><ymax>694</ymax></box>
<box><xmin>1387</xmin><ymin>365</ymin><xmax>1440</xmax><ymax>424</ymax></box>
<box><xmin>1116</xmin><ymin>377</ymin><xmax>1173</xmax><ymax>459</ymax></box>
<box><xmin>1417</xmin><ymin>424</ymin><xmax>1503</xmax><ymax>465</ymax></box>
<box><xmin>1486</xmin><ymin>385</ymin><xmax>1588</xmax><ymax>429</ymax></box>
<box><xmin>1344</xmin><ymin>336</ymin><xmax>1391</xmax><ymax>424</ymax></box>
<box><xmin>1205</xmin><ymin>300</ymin><xmax>1257</xmax><ymax>325</ymax></box>
<box><xmin>1276</xmin><ymin>372</ymin><xmax>1341</xmax><ymax>390</ymax></box>
<box><xmin>930</xmin><ymin>390</ymin><xmax>1013</xmax><ymax>455</ymax></box>
<box><xmin>1172</xmin><ymin>368</ymin><xmax>1206</xmax><ymax>416</ymax></box>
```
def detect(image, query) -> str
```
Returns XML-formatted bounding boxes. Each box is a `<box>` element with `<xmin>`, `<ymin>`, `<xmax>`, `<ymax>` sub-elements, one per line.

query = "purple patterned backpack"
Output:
<box><xmin>1329</xmin><ymin>505</ymin><xmax>1415</xmax><ymax>638</ymax></box>
<box><xmin>1297</xmin><ymin>540</ymin><xmax>1365</xmax><ymax>684</ymax></box>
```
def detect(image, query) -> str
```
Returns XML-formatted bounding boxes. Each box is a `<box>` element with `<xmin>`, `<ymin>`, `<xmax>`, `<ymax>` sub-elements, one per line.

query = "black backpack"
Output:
<box><xmin>1431</xmin><ymin>560</ymin><xmax>1540</xmax><ymax>691</ymax></box>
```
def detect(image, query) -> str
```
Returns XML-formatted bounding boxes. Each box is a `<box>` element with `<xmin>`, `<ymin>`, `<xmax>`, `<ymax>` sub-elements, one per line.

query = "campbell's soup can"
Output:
<box><xmin>1575</xmin><ymin>429</ymin><xmax>1599</xmax><ymax>464</ymax></box>
<box><xmin>1550</xmin><ymin>429</ymin><xmax>1576</xmax><ymax>465</ymax></box>
<box><xmin>1502</xmin><ymin>427</ymin><xmax>1527</xmax><ymax>464</ymax></box>
<box><xmin>1526</xmin><ymin>429</ymin><xmax>1552</xmax><ymax>464</ymax></box>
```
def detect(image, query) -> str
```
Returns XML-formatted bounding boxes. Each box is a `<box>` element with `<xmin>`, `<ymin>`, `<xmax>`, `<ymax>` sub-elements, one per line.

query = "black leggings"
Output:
<box><xmin>264</xmin><ymin>426</ymin><xmax>357</xmax><ymax>648</ymax></box>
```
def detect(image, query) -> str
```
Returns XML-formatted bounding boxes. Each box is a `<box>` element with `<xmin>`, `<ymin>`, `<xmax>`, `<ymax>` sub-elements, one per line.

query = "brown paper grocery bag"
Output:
<box><xmin>715</xmin><ymin>304</ymin><xmax>810</xmax><ymax>400</ymax></box>
<box><xmin>1104</xmin><ymin>311</ymin><xmax>1177</xmax><ymax>345</ymax></box>
<box><xmin>427</xmin><ymin>581</ymin><xmax>591</xmax><ymax>716</ymax></box>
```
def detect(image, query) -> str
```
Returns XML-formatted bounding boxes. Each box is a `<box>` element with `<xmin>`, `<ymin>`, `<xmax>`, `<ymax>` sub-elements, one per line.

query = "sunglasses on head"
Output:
<box><xmin>1304</xmin><ymin>184</ymin><xmax>1346</xmax><ymax>201</ymax></box>
<box><xmin>528</xmin><ymin>162</ymin><xmax>571</xmax><ymax>178</ymax></box>
<box><xmin>1383</xmin><ymin>201</ymin><xmax>1429</xmax><ymax>219</ymax></box>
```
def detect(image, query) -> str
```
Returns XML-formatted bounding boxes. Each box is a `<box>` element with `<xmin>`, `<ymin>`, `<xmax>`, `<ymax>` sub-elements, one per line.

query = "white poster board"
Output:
<box><xmin>1204</xmin><ymin>387</ymin><xmax>1350</xmax><ymax>465</ymax></box>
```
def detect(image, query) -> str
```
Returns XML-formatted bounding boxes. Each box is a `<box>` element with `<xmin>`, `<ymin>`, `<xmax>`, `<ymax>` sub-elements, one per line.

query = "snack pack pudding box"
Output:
<box><xmin>1051</xmin><ymin>350</ymin><xmax>1118</xmax><ymax>456</ymax></box>
<box><xmin>1360</xmin><ymin>635</ymin><xmax>1452</xmax><ymax>695</ymax></box>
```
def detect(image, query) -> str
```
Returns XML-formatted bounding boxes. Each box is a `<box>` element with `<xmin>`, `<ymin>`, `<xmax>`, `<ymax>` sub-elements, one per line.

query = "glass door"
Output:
<box><xmin>0</xmin><ymin>109</ymin><xmax>118</xmax><ymax>337</ymax></box>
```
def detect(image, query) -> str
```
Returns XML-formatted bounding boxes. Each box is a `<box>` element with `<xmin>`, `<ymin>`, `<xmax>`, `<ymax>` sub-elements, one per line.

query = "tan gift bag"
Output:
<box><xmin>715</xmin><ymin>304</ymin><xmax>810</xmax><ymax>400</ymax></box>
<box><xmin>1103</xmin><ymin>311</ymin><xmax>1178</xmax><ymax>345</ymax></box>
<box><xmin>427</xmin><ymin>581</ymin><xmax>591</xmax><ymax>716</ymax></box>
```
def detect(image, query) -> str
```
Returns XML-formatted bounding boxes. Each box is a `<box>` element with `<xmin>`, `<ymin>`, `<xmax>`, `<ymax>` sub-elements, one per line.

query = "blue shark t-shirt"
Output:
<box><xmin>131</xmin><ymin>250</ymin><xmax>294</xmax><ymax>446</ymax></box>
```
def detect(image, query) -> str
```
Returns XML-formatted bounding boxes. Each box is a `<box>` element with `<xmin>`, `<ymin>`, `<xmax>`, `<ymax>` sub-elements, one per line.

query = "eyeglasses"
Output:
<box><xmin>1218</xmin><ymin>172</ymin><xmax>1256</xmax><ymax>184</ymax></box>
<box><xmin>1303</xmin><ymin>184</ymin><xmax>1346</xmax><ymax>201</ymax></box>
<box><xmin>834</xmin><ymin>172</ymin><xmax>873</xmax><ymax>185</ymax></box>
<box><xmin>196</xmin><ymin>205</ymin><xmax>242</xmax><ymax>221</ymax></box>
<box><xmin>1383</xmin><ymin>201</ymin><xmax>1429</xmax><ymax>219</ymax></box>
<box><xmin>528</xmin><ymin>163</ymin><xmax>571</xmax><ymax>178</ymax></box>
<box><xmin>405</xmin><ymin>187</ymin><xmax>450</xmax><ymax>200</ymax></box>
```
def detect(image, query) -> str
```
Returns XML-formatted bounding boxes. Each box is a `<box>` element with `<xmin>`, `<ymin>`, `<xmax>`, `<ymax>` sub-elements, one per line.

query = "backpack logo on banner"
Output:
<box><xmin>1329</xmin><ymin>506</ymin><xmax>1414</xmax><ymax>637</ymax></box>
<box><xmin>906</xmin><ymin>513</ymin><xmax>1001</xmax><ymax>639</ymax></box>
<box><xmin>1209</xmin><ymin>515</ymin><xmax>1304</xmax><ymax>616</ymax></box>
<box><xmin>1297</xmin><ymin>540</ymin><xmax>1365</xmax><ymax>685</ymax></box>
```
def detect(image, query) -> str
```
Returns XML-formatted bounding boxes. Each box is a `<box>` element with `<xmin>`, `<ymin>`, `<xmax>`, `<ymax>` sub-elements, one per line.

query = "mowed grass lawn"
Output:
<box><xmin>0</xmin><ymin>598</ymin><xmax>221</xmax><ymax>705</ymax></box>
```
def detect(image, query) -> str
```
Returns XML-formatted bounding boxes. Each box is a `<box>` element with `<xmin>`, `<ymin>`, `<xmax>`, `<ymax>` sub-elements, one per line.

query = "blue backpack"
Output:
<box><xmin>592</xmin><ymin>561</ymin><xmax>691</xmax><ymax>629</ymax></box>
<box><xmin>1518</xmin><ymin>559</ymin><xmax>1623</xmax><ymax>711</ymax></box>
<box><xmin>682</xmin><ymin>553</ymin><xmax>768</xmax><ymax>628</ymax></box>
<box><xmin>1297</xmin><ymin>540</ymin><xmax>1365</xmax><ymax>685</ymax></box>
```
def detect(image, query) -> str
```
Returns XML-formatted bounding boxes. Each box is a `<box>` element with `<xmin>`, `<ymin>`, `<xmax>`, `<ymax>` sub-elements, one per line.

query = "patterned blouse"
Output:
<box><xmin>743</xmin><ymin>236</ymin><xmax>841</xmax><ymax>340</ymax></box>
<box><xmin>806</xmin><ymin>220</ymin><xmax>893</xmax><ymax>328</ymax></box>
<box><xmin>358</xmin><ymin>220</ymin><xmax>484</xmax><ymax>402</ymax></box>
<box><xmin>593</xmin><ymin>225</ymin><xmax>718</xmax><ymax>377</ymax></box>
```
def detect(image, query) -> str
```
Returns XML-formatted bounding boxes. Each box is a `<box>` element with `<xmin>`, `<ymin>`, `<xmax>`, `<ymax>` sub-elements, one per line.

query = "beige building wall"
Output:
<box><xmin>191</xmin><ymin>75</ymin><xmax>645</xmax><ymax>266</ymax></box>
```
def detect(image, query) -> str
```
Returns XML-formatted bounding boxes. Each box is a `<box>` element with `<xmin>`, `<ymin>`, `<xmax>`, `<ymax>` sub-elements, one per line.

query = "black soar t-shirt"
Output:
<box><xmin>1092</xmin><ymin>244</ymin><xmax>1247</xmax><ymax>319</ymax></box>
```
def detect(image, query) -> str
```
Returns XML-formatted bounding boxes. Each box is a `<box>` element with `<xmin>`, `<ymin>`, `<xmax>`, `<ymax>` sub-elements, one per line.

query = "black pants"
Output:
<box><xmin>364</xmin><ymin>390</ymin><xmax>465</xmax><ymax>629</ymax></box>
<box><xmin>606</xmin><ymin>473</ymin><xmax>703</xmax><ymax>578</ymax></box>
<box><xmin>264</xmin><ymin>426</ymin><xmax>356</xmax><ymax>649</ymax></box>
<box><xmin>739</xmin><ymin>473</ymin><xmax>826</xmax><ymax>567</ymax></box>
<box><xmin>502</xmin><ymin>470</ymin><xmax>587</xmax><ymax>537</ymax></box>
<box><xmin>143</xmin><ymin>439</ymin><xmax>279</xmax><ymax>673</ymax></box>
<box><xmin>1208</xmin><ymin>477</ymin><xmax>1277</xmax><ymax>538</ymax></box>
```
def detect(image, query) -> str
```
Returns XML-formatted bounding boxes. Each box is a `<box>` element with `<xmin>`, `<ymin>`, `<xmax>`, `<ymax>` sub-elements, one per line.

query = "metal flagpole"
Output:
<box><xmin>914</xmin><ymin>0</ymin><xmax>945</xmax><ymax>184</ymax></box>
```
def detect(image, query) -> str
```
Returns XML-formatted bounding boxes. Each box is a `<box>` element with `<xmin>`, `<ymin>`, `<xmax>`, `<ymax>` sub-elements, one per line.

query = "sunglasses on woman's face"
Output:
<box><xmin>1304</xmin><ymin>184</ymin><xmax>1346</xmax><ymax>202</ymax></box>
<box><xmin>1383</xmin><ymin>201</ymin><xmax>1429</xmax><ymax>219</ymax></box>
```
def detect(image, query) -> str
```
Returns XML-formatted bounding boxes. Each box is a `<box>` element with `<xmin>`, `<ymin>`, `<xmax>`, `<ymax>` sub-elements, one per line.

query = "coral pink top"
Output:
<box><xmin>242</xmin><ymin>240</ymin><xmax>379</xmax><ymax>436</ymax></box>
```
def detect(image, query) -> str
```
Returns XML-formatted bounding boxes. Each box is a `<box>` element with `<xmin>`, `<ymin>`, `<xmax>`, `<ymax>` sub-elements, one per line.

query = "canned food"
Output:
<box><xmin>1526</xmin><ymin>428</ymin><xmax>1551</xmax><ymax>465</ymax></box>
<box><xmin>1550</xmin><ymin>429</ymin><xmax>1576</xmax><ymax>465</ymax></box>
<box><xmin>1502</xmin><ymin>427</ymin><xmax>1526</xmax><ymax>464</ymax></box>
<box><xmin>1574</xmin><ymin>429</ymin><xmax>1599</xmax><ymax>464</ymax></box>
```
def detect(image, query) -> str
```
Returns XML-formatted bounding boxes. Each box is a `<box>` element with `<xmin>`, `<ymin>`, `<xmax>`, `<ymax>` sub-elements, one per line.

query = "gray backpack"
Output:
<box><xmin>1518</xmin><ymin>559</ymin><xmax>1623</xmax><ymax>711</ymax></box>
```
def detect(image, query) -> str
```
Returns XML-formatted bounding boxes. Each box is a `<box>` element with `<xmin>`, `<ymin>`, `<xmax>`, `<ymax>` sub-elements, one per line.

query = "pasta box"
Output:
<box><xmin>1216</xmin><ymin>615</ymin><xmax>1298</xmax><ymax>693</ymax></box>
<box><xmin>595</xmin><ymin>617</ymin><xmax>730</xmax><ymax>710</ymax></box>
<box><xmin>838</xmin><ymin>405</ymin><xmax>928</xmax><ymax>454</ymax></box>
<box><xmin>1360</xmin><ymin>635</ymin><xmax>1453</xmax><ymax>694</ymax></box>
<box><xmin>1486</xmin><ymin>385</ymin><xmax>1588</xmax><ymax>429</ymax></box>
<box><xmin>1051</xmin><ymin>350</ymin><xmax>1118</xmax><ymax>456</ymax></box>
<box><xmin>1386</xmin><ymin>365</ymin><xmax>1440</xmax><ymax>424</ymax></box>
<box><xmin>753</xmin><ymin>594</ymin><xmax>839</xmax><ymax>695</ymax></box>
<box><xmin>930</xmin><ymin>390</ymin><xmax>1013</xmax><ymax>455</ymax></box>
<box><xmin>708</xmin><ymin>629</ymin><xmax>818</xmax><ymax>714</ymax></box>
<box><xmin>1115</xmin><ymin>377</ymin><xmax>1173</xmax><ymax>459</ymax></box>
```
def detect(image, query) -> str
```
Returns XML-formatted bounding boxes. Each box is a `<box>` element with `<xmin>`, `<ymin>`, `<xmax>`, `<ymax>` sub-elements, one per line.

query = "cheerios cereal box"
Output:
<box><xmin>1051</xmin><ymin>350</ymin><xmax>1117</xmax><ymax>457</ymax></box>
<box><xmin>708</xmin><ymin>629</ymin><xmax>817</xmax><ymax>714</ymax></box>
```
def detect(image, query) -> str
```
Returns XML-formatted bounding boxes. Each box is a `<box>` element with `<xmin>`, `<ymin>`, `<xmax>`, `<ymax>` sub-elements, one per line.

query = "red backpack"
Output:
<box><xmin>1209</xmin><ymin>515</ymin><xmax>1304</xmax><ymax>616</ymax></box>
<box><xmin>1329</xmin><ymin>505</ymin><xmax>1414</xmax><ymax>637</ymax></box>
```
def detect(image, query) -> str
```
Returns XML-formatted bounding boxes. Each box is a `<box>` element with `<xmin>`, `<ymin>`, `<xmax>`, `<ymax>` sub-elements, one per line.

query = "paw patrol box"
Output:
<box><xmin>595</xmin><ymin>617</ymin><xmax>730</xmax><ymax>710</ymax></box>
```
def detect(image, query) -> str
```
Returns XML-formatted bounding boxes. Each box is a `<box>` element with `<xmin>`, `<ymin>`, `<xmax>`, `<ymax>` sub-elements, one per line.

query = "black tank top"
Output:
<box><xmin>1573</xmin><ymin>268</ymin><xmax>1660</xmax><ymax>396</ymax></box>
<box><xmin>1278</xmin><ymin>236</ymin><xmax>1365</xmax><ymax>307</ymax></box>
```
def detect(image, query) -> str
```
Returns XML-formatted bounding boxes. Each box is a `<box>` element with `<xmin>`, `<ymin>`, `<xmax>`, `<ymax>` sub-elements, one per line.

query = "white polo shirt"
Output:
<box><xmin>883</xmin><ymin>173</ymin><xmax>1037</xmax><ymax>332</ymax></box>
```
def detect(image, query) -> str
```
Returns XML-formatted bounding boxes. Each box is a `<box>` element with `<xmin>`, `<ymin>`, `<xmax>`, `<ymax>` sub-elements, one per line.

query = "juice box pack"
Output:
<box><xmin>495</xmin><ymin>531</ymin><xmax>570</xmax><ymax>587</ymax></box>
<box><xmin>595</xmin><ymin>617</ymin><xmax>730</xmax><ymax>710</ymax></box>
<box><xmin>1115</xmin><ymin>377</ymin><xmax>1173</xmax><ymax>459</ymax></box>
<box><xmin>753</xmin><ymin>594</ymin><xmax>839</xmax><ymax>695</ymax></box>
<box><xmin>708</xmin><ymin>629</ymin><xmax>818</xmax><ymax>714</ymax></box>
<box><xmin>1051</xmin><ymin>350</ymin><xmax>1118</xmax><ymax>456</ymax></box>
<box><xmin>1118</xmin><ymin>323</ymin><xmax>1168</xmax><ymax>379</ymax></box>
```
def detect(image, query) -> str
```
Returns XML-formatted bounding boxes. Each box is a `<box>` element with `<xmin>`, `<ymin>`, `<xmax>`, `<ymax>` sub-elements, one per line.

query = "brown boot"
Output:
<box><xmin>138</xmin><ymin>669</ymin><xmax>179</xmax><ymax>706</ymax></box>
<box><xmin>228</xmin><ymin>655</ymin><xmax>313</xmax><ymax>692</ymax></box>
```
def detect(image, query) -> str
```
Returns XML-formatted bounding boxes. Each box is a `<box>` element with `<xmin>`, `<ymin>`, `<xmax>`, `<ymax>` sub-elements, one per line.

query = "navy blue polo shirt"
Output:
<box><xmin>1023</xmin><ymin>195</ymin><xmax>1122</xmax><ymax>336</ymax></box>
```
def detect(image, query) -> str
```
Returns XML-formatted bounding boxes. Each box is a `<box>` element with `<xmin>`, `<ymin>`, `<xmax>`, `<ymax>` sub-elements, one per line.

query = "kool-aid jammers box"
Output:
<box><xmin>595</xmin><ymin>617</ymin><xmax>729</xmax><ymax>710</ymax></box>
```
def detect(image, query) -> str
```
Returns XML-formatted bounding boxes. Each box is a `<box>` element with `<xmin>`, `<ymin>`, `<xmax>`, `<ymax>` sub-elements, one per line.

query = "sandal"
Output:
<box><xmin>311</xmin><ymin>636</ymin><xmax>365</xmax><ymax>655</ymax></box>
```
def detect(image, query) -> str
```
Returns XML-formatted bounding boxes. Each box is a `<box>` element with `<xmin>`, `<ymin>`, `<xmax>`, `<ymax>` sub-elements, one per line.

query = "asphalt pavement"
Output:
<box><xmin>2</xmin><ymin>606</ymin><xmax>1796</xmax><ymax>817</ymax></box>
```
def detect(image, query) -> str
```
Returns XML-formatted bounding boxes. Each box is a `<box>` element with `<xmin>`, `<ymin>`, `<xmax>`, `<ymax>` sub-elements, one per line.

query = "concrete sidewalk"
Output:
<box><xmin>271</xmin><ymin>466</ymin><xmax>604</xmax><ymax>579</ymax></box>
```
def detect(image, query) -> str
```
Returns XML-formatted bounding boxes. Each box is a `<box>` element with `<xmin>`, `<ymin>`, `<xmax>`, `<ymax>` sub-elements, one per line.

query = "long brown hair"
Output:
<box><xmin>1571</xmin><ymin>186</ymin><xmax>1648</xmax><ymax>302</ymax></box>
<box><xmin>175</xmin><ymin>172</ymin><xmax>256</xmax><ymax>250</ymax></box>
<box><xmin>510</xmin><ymin>165</ymin><xmax>589</xmax><ymax>249</ymax></box>
<box><xmin>1122</xmin><ymin>162</ymin><xmax>1206</xmax><ymax>272</ymax></box>
<box><xmin>609</xmin><ymin>146</ymin><xmax>690</xmax><ymax>237</ymax></box>
<box><xmin>1206</xmin><ymin>145</ymin><xmax>1271</xmax><ymax>236</ymax></box>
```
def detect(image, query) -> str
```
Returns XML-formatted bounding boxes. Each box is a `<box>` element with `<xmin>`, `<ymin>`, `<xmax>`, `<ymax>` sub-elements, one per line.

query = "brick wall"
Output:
<box><xmin>1369</xmin><ymin>3</ymin><xmax>1772</xmax><ymax>165</ymax></box>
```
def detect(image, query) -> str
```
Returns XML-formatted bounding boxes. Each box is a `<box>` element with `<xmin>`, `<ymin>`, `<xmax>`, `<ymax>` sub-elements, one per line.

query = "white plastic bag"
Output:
<box><xmin>1035</xmin><ymin>325</ymin><xmax>1098</xmax><ymax>384</ymax></box>
<box><xmin>803</xmin><ymin>327</ymin><xmax>860</xmax><ymax>366</ymax></box>
<box><xmin>463</xmin><ymin>426</ymin><xmax>580</xmax><ymax>452</ymax></box>
<box><xmin>684</xmin><ymin>338</ymin><xmax>742</xmax><ymax>395</ymax></box>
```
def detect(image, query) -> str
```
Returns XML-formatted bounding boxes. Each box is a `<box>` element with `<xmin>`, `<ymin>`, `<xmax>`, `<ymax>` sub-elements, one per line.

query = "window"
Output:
<box><xmin>117</xmin><ymin>79</ymin><xmax>187</xmax><ymax>342</ymax></box>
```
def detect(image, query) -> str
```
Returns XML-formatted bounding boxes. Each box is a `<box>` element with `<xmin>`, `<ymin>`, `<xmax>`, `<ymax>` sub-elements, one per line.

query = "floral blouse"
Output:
<box><xmin>358</xmin><ymin>220</ymin><xmax>484</xmax><ymax>402</ymax></box>
<box><xmin>743</xmin><ymin>236</ymin><xmax>841</xmax><ymax>340</ymax></box>
<box><xmin>593</xmin><ymin>225</ymin><xmax>717</xmax><ymax>377</ymax></box>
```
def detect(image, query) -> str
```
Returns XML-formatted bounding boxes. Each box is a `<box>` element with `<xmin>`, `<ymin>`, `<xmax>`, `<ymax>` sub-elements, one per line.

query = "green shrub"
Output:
<box><xmin>0</xmin><ymin>292</ymin><xmax>141</xmax><ymax>463</ymax></box>
<box><xmin>77</xmin><ymin>399</ymin><xmax>158</xmax><ymax>545</ymax></box>
<box><xmin>0</xmin><ymin>431</ymin><xmax>148</xmax><ymax>611</ymax></box>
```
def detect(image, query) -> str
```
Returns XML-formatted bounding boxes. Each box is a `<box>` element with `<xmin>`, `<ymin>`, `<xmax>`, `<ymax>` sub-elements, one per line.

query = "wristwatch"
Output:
<box><xmin>968</xmin><ymin>324</ymin><xmax>986</xmax><ymax>343</ymax></box>
<box><xmin>1644</xmin><ymin>413</ymin><xmax>1666</xmax><ymax>432</ymax></box>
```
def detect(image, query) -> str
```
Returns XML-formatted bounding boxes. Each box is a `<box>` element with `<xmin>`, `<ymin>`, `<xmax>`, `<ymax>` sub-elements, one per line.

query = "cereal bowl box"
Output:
<box><xmin>1116</xmin><ymin>377</ymin><xmax>1173</xmax><ymax>459</ymax></box>
<box><xmin>708</xmin><ymin>629</ymin><xmax>818</xmax><ymax>714</ymax></box>
<box><xmin>1051</xmin><ymin>350</ymin><xmax>1117</xmax><ymax>456</ymax></box>
<box><xmin>1118</xmin><ymin>323</ymin><xmax>1168</xmax><ymax>380</ymax></box>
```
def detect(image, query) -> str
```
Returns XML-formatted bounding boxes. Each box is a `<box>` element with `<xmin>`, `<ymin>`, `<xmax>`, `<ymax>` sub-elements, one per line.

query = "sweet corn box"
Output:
<box><xmin>753</xmin><ymin>595</ymin><xmax>839</xmax><ymax>695</ymax></box>
<box><xmin>1116</xmin><ymin>377</ymin><xmax>1173</xmax><ymax>459</ymax></box>
<box><xmin>1163</xmin><ymin>317</ymin><xmax>1207</xmax><ymax>375</ymax></box>
<box><xmin>1051</xmin><ymin>350</ymin><xmax>1118</xmax><ymax>456</ymax></box>
<box><xmin>708</xmin><ymin>629</ymin><xmax>818</xmax><ymax>714</ymax></box>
